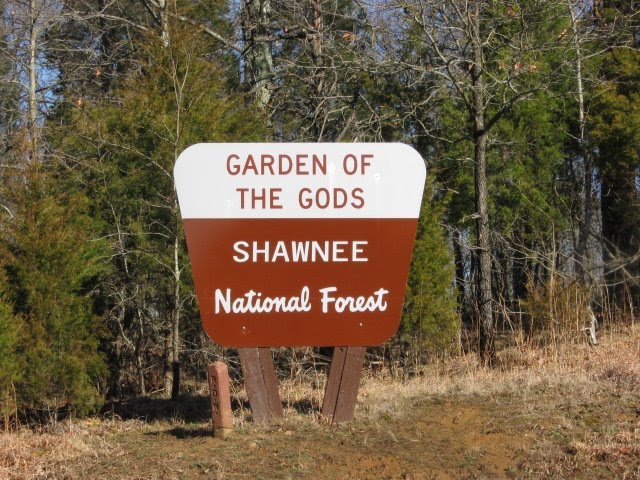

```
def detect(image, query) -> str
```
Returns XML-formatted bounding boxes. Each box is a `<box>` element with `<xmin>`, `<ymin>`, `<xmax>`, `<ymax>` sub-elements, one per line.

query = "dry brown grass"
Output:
<box><xmin>572</xmin><ymin>428</ymin><xmax>640</xmax><ymax>463</ymax></box>
<box><xmin>0</xmin><ymin>417</ymin><xmax>153</xmax><ymax>479</ymax></box>
<box><xmin>1</xmin><ymin>423</ymin><xmax>92</xmax><ymax>479</ymax></box>
<box><xmin>359</xmin><ymin>325</ymin><xmax>640</xmax><ymax>419</ymax></box>
<box><xmin>2</xmin><ymin>326</ymin><xmax>640</xmax><ymax>479</ymax></box>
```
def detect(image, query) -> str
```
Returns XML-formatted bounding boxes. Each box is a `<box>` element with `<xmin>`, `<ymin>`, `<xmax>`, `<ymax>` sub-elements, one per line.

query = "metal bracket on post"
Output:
<box><xmin>238</xmin><ymin>347</ymin><xmax>283</xmax><ymax>424</ymax></box>
<box><xmin>321</xmin><ymin>346</ymin><xmax>366</xmax><ymax>424</ymax></box>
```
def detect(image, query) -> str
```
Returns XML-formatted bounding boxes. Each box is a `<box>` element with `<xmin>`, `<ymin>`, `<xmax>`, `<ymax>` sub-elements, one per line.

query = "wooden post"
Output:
<box><xmin>238</xmin><ymin>347</ymin><xmax>283</xmax><ymax>424</ymax></box>
<box><xmin>207</xmin><ymin>362</ymin><xmax>233</xmax><ymax>438</ymax></box>
<box><xmin>321</xmin><ymin>346</ymin><xmax>366</xmax><ymax>424</ymax></box>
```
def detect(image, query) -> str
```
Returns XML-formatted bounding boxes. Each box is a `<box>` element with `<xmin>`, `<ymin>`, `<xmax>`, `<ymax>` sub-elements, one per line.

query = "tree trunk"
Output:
<box><xmin>113</xmin><ymin>331</ymin><xmax>123</xmax><ymax>400</ymax></box>
<box><xmin>158</xmin><ymin>0</ymin><xmax>170</xmax><ymax>48</ymax></box>
<box><xmin>163</xmin><ymin>203</ymin><xmax>183</xmax><ymax>401</ymax></box>
<box><xmin>241</xmin><ymin>0</ymin><xmax>274</xmax><ymax>110</ymax></box>
<box><xmin>471</xmin><ymin>1</ymin><xmax>494</xmax><ymax>365</ymax></box>
<box><xmin>136</xmin><ymin>310</ymin><xmax>146</xmax><ymax>396</ymax></box>
<box><xmin>310</xmin><ymin>0</ymin><xmax>327</xmax><ymax>139</ymax></box>
<box><xmin>475</xmin><ymin>129</ymin><xmax>494</xmax><ymax>363</ymax></box>
<box><xmin>568</xmin><ymin>0</ymin><xmax>593</xmax><ymax>283</ymax></box>
<box><xmin>170</xmin><ymin>232</ymin><xmax>181</xmax><ymax>401</ymax></box>
<box><xmin>453</xmin><ymin>230</ymin><xmax>470</xmax><ymax>327</ymax></box>
<box><xmin>163</xmin><ymin>330</ymin><xmax>174</xmax><ymax>398</ymax></box>
<box><xmin>28</xmin><ymin>0</ymin><xmax>38</xmax><ymax>162</ymax></box>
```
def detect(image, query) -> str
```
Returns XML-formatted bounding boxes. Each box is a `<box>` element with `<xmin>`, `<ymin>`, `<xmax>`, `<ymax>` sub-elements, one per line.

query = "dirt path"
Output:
<box><xmin>76</xmin><ymin>396</ymin><xmax>524</xmax><ymax>480</ymax></box>
<box><xmin>60</xmin><ymin>385</ymin><xmax>639</xmax><ymax>480</ymax></box>
<box><xmin>6</xmin><ymin>332</ymin><xmax>640</xmax><ymax>480</ymax></box>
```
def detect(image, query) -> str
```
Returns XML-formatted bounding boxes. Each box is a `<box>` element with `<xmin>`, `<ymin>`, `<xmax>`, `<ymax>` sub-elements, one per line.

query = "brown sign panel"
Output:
<box><xmin>175</xmin><ymin>143</ymin><xmax>426</xmax><ymax>347</ymax></box>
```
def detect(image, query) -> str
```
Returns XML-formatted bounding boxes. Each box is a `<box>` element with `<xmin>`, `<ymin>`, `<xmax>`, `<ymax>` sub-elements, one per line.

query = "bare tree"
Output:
<box><xmin>241</xmin><ymin>0</ymin><xmax>274</xmax><ymax>110</ymax></box>
<box><xmin>1</xmin><ymin>0</ymin><xmax>64</xmax><ymax>162</ymax></box>
<box><xmin>394</xmin><ymin>0</ymin><xmax>572</xmax><ymax>362</ymax></box>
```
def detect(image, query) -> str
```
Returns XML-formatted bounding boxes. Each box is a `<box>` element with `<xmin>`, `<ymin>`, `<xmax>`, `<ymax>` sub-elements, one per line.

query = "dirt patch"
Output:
<box><xmin>36</xmin><ymin>384</ymin><xmax>633</xmax><ymax>480</ymax></box>
<box><xmin>69</xmin><ymin>395</ymin><xmax>530</xmax><ymax>480</ymax></box>
<box><xmin>4</xmin><ymin>385</ymin><xmax>640</xmax><ymax>479</ymax></box>
<box><xmin>4</xmin><ymin>330</ymin><xmax>640</xmax><ymax>479</ymax></box>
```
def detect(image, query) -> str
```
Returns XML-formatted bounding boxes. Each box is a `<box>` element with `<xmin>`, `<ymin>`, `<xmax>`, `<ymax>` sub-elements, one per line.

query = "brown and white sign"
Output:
<box><xmin>174</xmin><ymin>143</ymin><xmax>426</xmax><ymax>346</ymax></box>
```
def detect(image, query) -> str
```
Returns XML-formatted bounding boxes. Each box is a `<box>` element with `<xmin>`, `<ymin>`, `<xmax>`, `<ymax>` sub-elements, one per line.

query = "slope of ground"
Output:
<box><xmin>2</xmin><ymin>328</ymin><xmax>640</xmax><ymax>479</ymax></box>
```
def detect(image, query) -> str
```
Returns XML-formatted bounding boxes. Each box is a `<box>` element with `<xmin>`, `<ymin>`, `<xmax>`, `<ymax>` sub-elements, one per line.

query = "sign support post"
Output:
<box><xmin>321</xmin><ymin>346</ymin><xmax>366</xmax><ymax>424</ymax></box>
<box><xmin>238</xmin><ymin>347</ymin><xmax>283</xmax><ymax>423</ymax></box>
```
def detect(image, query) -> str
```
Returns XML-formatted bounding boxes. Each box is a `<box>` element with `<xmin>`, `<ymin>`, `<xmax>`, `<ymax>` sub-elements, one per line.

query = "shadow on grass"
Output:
<box><xmin>165</xmin><ymin>425</ymin><xmax>215</xmax><ymax>439</ymax></box>
<box><xmin>102</xmin><ymin>391</ymin><xmax>322</xmax><ymax>439</ymax></box>
<box><xmin>142</xmin><ymin>423</ymin><xmax>213</xmax><ymax>439</ymax></box>
<box><xmin>101</xmin><ymin>393</ymin><xmax>248</xmax><ymax>424</ymax></box>
<box><xmin>288</xmin><ymin>398</ymin><xmax>317</xmax><ymax>415</ymax></box>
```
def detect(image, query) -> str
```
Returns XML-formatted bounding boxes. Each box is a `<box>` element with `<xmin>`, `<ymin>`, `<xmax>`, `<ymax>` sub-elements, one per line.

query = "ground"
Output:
<box><xmin>3</xmin><ymin>329</ymin><xmax>640</xmax><ymax>479</ymax></box>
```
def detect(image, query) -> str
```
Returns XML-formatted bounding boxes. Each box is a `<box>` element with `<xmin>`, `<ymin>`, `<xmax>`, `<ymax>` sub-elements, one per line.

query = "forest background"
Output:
<box><xmin>0</xmin><ymin>0</ymin><xmax>638</xmax><ymax>424</ymax></box>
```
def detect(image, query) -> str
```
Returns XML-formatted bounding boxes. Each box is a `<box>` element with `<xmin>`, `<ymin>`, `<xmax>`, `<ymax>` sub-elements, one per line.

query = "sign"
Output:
<box><xmin>174</xmin><ymin>143</ymin><xmax>426</xmax><ymax>346</ymax></box>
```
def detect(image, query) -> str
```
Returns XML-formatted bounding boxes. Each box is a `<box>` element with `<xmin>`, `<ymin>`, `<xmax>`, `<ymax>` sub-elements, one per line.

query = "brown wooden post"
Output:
<box><xmin>321</xmin><ymin>346</ymin><xmax>366</xmax><ymax>424</ymax></box>
<box><xmin>238</xmin><ymin>347</ymin><xmax>283</xmax><ymax>424</ymax></box>
<box><xmin>208</xmin><ymin>362</ymin><xmax>233</xmax><ymax>438</ymax></box>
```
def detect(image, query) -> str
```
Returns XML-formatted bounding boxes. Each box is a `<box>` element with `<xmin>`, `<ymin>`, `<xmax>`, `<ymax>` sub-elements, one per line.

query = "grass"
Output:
<box><xmin>2</xmin><ymin>325</ymin><xmax>640</xmax><ymax>479</ymax></box>
<box><xmin>359</xmin><ymin>325</ymin><xmax>640</xmax><ymax>418</ymax></box>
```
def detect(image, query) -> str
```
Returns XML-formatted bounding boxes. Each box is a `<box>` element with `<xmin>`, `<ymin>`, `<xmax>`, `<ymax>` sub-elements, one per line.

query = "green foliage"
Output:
<box><xmin>0</xmin><ymin>297</ymin><xmax>20</xmax><ymax>419</ymax></box>
<box><xmin>49</xmin><ymin>18</ymin><xmax>268</xmax><ymax>396</ymax></box>
<box><xmin>491</xmin><ymin>93</ymin><xmax>567</xmax><ymax>239</ymax></box>
<box><xmin>432</xmin><ymin>98</ymin><xmax>475</xmax><ymax>226</ymax></box>
<box><xmin>0</xmin><ymin>168</ymin><xmax>107</xmax><ymax>415</ymax></box>
<box><xmin>590</xmin><ymin>46</ymin><xmax>640</xmax><ymax>301</ymax></box>
<box><xmin>402</xmin><ymin>183</ymin><xmax>459</xmax><ymax>353</ymax></box>
<box><xmin>591</xmin><ymin>48</ymin><xmax>640</xmax><ymax>166</ymax></box>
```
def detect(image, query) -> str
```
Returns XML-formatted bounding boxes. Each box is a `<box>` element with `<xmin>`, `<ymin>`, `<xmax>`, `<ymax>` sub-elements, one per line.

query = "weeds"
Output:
<box><xmin>2</xmin><ymin>327</ymin><xmax>640</xmax><ymax>479</ymax></box>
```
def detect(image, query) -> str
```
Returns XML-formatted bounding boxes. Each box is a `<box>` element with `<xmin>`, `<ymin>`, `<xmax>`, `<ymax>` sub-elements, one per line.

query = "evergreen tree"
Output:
<box><xmin>0</xmin><ymin>296</ymin><xmax>20</xmax><ymax>424</ymax></box>
<box><xmin>0</xmin><ymin>166</ymin><xmax>107</xmax><ymax>415</ymax></box>
<box><xmin>402</xmin><ymin>183</ymin><xmax>459</xmax><ymax>355</ymax></box>
<box><xmin>53</xmin><ymin>19</ymin><xmax>266</xmax><ymax>398</ymax></box>
<box><xmin>591</xmin><ymin>46</ymin><xmax>640</xmax><ymax>309</ymax></box>
<box><xmin>396</xmin><ymin>0</ymin><xmax>571</xmax><ymax>361</ymax></box>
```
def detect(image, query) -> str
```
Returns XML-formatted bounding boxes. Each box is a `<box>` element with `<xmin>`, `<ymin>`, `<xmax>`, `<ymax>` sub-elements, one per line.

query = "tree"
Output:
<box><xmin>53</xmin><ymin>15</ymin><xmax>266</xmax><ymax>399</ymax></box>
<box><xmin>591</xmin><ymin>45</ymin><xmax>640</xmax><ymax>310</ymax></box>
<box><xmin>565</xmin><ymin>0</ymin><xmax>598</xmax><ymax>280</ymax></box>
<box><xmin>272</xmin><ymin>0</ymin><xmax>376</xmax><ymax>141</ymax></box>
<box><xmin>396</xmin><ymin>0</ymin><xmax>570</xmax><ymax>362</ymax></box>
<box><xmin>241</xmin><ymin>0</ymin><xmax>274</xmax><ymax>110</ymax></box>
<box><xmin>0</xmin><ymin>0</ymin><xmax>76</xmax><ymax>163</ymax></box>
<box><xmin>0</xmin><ymin>297</ymin><xmax>20</xmax><ymax>426</ymax></box>
<box><xmin>402</xmin><ymin>183</ymin><xmax>459</xmax><ymax>357</ymax></box>
<box><xmin>0</xmin><ymin>165</ymin><xmax>107</xmax><ymax>415</ymax></box>
<box><xmin>0</xmin><ymin>1</ymin><xmax>21</xmax><ymax>162</ymax></box>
